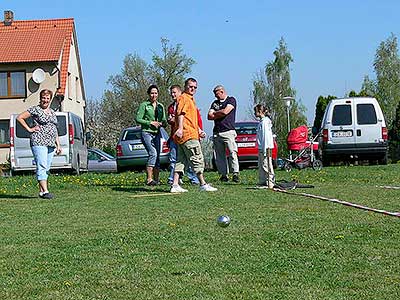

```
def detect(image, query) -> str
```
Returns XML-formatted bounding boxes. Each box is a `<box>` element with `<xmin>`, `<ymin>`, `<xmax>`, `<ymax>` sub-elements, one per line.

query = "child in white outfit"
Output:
<box><xmin>254</xmin><ymin>104</ymin><xmax>275</xmax><ymax>189</ymax></box>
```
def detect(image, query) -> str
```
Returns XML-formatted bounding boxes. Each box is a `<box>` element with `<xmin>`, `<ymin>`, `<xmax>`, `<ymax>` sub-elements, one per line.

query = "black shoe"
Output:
<box><xmin>39</xmin><ymin>192</ymin><xmax>54</xmax><ymax>199</ymax></box>
<box><xmin>146</xmin><ymin>180</ymin><xmax>157</xmax><ymax>186</ymax></box>
<box><xmin>220</xmin><ymin>175</ymin><xmax>229</xmax><ymax>182</ymax></box>
<box><xmin>232</xmin><ymin>173</ymin><xmax>240</xmax><ymax>183</ymax></box>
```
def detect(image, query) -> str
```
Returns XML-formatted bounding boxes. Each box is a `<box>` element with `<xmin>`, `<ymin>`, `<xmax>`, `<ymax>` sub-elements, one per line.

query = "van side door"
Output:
<box><xmin>355</xmin><ymin>100</ymin><xmax>381</xmax><ymax>146</ymax></box>
<box><xmin>52</xmin><ymin>114</ymin><xmax>70</xmax><ymax>167</ymax></box>
<box><xmin>79</xmin><ymin>119</ymin><xmax>88</xmax><ymax>169</ymax></box>
<box><xmin>72</xmin><ymin>115</ymin><xmax>88</xmax><ymax>170</ymax></box>
<box><xmin>12</xmin><ymin>115</ymin><xmax>35</xmax><ymax>170</ymax></box>
<box><xmin>328</xmin><ymin>101</ymin><xmax>356</xmax><ymax>146</ymax></box>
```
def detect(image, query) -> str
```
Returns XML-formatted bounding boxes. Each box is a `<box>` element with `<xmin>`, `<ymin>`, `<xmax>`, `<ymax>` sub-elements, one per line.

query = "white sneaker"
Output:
<box><xmin>170</xmin><ymin>185</ymin><xmax>188</xmax><ymax>193</ymax></box>
<box><xmin>199</xmin><ymin>184</ymin><xmax>218</xmax><ymax>192</ymax></box>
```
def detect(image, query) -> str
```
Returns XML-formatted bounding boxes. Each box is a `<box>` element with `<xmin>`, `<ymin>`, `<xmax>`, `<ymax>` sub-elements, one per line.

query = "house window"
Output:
<box><xmin>0</xmin><ymin>71</ymin><xmax>26</xmax><ymax>98</ymax></box>
<box><xmin>75</xmin><ymin>76</ymin><xmax>80</xmax><ymax>102</ymax></box>
<box><xmin>0</xmin><ymin>120</ymin><xmax>10</xmax><ymax>146</ymax></box>
<box><xmin>68</xmin><ymin>72</ymin><xmax>73</xmax><ymax>100</ymax></box>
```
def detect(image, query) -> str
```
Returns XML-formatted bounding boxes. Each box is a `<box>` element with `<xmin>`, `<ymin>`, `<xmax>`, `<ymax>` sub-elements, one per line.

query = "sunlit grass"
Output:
<box><xmin>0</xmin><ymin>165</ymin><xmax>399</xmax><ymax>299</ymax></box>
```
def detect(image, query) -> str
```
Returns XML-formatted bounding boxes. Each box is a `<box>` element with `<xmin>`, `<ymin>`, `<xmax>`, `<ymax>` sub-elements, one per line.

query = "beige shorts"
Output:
<box><xmin>175</xmin><ymin>139</ymin><xmax>204</xmax><ymax>174</ymax></box>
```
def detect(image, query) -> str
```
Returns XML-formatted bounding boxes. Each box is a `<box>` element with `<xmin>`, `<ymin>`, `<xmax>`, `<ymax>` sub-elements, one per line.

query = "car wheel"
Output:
<box><xmin>312</xmin><ymin>159</ymin><xmax>323</xmax><ymax>171</ymax></box>
<box><xmin>117</xmin><ymin>165</ymin><xmax>127</xmax><ymax>173</ymax></box>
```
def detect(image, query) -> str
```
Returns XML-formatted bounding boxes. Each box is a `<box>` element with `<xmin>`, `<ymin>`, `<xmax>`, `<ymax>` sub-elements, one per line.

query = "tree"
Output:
<box><xmin>360</xmin><ymin>75</ymin><xmax>377</xmax><ymax>97</ymax></box>
<box><xmin>312</xmin><ymin>95</ymin><xmax>336</xmax><ymax>131</ymax></box>
<box><xmin>87</xmin><ymin>38</ymin><xmax>195</xmax><ymax>150</ymax></box>
<box><xmin>373</xmin><ymin>33</ymin><xmax>400</xmax><ymax>128</ymax></box>
<box><xmin>150</xmin><ymin>38</ymin><xmax>195</xmax><ymax>107</ymax></box>
<box><xmin>252</xmin><ymin>38</ymin><xmax>307</xmax><ymax>156</ymax></box>
<box><xmin>85</xmin><ymin>97</ymin><xmax>119</xmax><ymax>155</ymax></box>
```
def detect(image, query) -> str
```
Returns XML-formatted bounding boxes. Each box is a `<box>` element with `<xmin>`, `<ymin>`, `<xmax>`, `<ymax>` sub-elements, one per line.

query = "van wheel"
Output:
<box><xmin>74</xmin><ymin>157</ymin><xmax>81</xmax><ymax>175</ymax></box>
<box><xmin>322</xmin><ymin>155</ymin><xmax>330</xmax><ymax>167</ymax></box>
<box><xmin>378</xmin><ymin>153</ymin><xmax>388</xmax><ymax>165</ymax></box>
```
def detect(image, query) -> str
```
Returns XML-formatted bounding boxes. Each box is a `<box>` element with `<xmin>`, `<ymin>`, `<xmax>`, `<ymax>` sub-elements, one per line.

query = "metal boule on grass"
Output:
<box><xmin>217</xmin><ymin>215</ymin><xmax>231</xmax><ymax>227</ymax></box>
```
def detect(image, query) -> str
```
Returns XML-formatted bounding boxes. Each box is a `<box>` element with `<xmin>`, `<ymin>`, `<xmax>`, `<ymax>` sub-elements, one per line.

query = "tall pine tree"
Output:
<box><xmin>252</xmin><ymin>38</ymin><xmax>307</xmax><ymax>156</ymax></box>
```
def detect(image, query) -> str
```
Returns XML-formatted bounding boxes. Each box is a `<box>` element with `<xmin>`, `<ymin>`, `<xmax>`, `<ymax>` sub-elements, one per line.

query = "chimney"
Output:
<box><xmin>4</xmin><ymin>10</ymin><xmax>14</xmax><ymax>26</ymax></box>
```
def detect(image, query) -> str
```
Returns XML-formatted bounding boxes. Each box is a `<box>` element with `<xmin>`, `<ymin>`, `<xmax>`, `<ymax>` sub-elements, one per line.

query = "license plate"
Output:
<box><xmin>237</xmin><ymin>142</ymin><xmax>255</xmax><ymax>148</ymax></box>
<box><xmin>332</xmin><ymin>130</ymin><xmax>353</xmax><ymax>137</ymax></box>
<box><xmin>131</xmin><ymin>144</ymin><xmax>145</xmax><ymax>150</ymax></box>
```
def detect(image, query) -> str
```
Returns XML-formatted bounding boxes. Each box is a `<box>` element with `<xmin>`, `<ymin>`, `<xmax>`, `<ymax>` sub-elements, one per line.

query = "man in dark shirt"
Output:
<box><xmin>207</xmin><ymin>85</ymin><xmax>240</xmax><ymax>182</ymax></box>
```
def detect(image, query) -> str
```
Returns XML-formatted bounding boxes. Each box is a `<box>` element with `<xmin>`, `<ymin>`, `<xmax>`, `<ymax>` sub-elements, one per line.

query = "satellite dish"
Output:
<box><xmin>32</xmin><ymin>68</ymin><xmax>45</xmax><ymax>84</ymax></box>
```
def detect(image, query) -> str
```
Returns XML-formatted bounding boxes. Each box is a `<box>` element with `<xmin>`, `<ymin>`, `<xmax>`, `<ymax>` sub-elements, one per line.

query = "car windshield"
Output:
<box><xmin>98</xmin><ymin>150</ymin><xmax>115</xmax><ymax>159</ymax></box>
<box><xmin>235</xmin><ymin>124</ymin><xmax>257</xmax><ymax>135</ymax></box>
<box><xmin>89</xmin><ymin>149</ymin><xmax>114</xmax><ymax>160</ymax></box>
<box><xmin>122</xmin><ymin>130</ymin><xmax>141</xmax><ymax>141</ymax></box>
<box><xmin>121</xmin><ymin>127</ymin><xmax>168</xmax><ymax>141</ymax></box>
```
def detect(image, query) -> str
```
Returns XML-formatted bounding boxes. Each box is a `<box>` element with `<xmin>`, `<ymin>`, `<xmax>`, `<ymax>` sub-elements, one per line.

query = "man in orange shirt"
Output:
<box><xmin>170</xmin><ymin>78</ymin><xmax>217</xmax><ymax>193</ymax></box>
<box><xmin>167</xmin><ymin>85</ymin><xmax>199</xmax><ymax>185</ymax></box>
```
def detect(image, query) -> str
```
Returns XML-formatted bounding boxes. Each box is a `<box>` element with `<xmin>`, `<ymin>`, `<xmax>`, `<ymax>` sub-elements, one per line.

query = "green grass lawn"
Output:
<box><xmin>0</xmin><ymin>165</ymin><xmax>399</xmax><ymax>299</ymax></box>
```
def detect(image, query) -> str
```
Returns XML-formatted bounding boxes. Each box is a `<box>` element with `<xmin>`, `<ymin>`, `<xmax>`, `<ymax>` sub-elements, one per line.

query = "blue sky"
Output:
<box><xmin>4</xmin><ymin>0</ymin><xmax>400</xmax><ymax>133</ymax></box>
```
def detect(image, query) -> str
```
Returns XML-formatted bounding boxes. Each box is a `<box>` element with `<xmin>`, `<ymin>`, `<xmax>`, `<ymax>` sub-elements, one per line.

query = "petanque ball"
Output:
<box><xmin>217</xmin><ymin>215</ymin><xmax>231</xmax><ymax>227</ymax></box>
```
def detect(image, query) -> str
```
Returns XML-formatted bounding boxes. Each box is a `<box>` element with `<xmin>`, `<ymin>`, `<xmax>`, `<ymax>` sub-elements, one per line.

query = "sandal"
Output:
<box><xmin>146</xmin><ymin>180</ymin><xmax>157</xmax><ymax>186</ymax></box>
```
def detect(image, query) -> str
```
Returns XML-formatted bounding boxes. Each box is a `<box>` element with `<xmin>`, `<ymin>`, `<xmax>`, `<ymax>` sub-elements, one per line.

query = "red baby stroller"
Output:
<box><xmin>282</xmin><ymin>125</ymin><xmax>323</xmax><ymax>172</ymax></box>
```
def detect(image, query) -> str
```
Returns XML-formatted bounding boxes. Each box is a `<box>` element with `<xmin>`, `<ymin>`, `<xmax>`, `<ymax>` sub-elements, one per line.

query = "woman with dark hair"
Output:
<box><xmin>17</xmin><ymin>89</ymin><xmax>62</xmax><ymax>199</ymax></box>
<box><xmin>136</xmin><ymin>84</ymin><xmax>167</xmax><ymax>185</ymax></box>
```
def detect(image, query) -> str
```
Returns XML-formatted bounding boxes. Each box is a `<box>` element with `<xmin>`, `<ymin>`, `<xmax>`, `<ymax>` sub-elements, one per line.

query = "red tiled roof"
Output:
<box><xmin>0</xmin><ymin>18</ymin><xmax>75</xmax><ymax>94</ymax></box>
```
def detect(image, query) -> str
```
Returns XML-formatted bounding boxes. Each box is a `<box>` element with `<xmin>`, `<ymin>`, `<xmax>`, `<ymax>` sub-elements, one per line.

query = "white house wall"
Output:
<box><xmin>63</xmin><ymin>33</ymin><xmax>85</xmax><ymax>121</ymax></box>
<box><xmin>0</xmin><ymin>62</ymin><xmax>58</xmax><ymax>164</ymax></box>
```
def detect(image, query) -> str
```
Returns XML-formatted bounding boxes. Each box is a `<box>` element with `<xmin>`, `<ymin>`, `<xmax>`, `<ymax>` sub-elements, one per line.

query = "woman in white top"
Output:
<box><xmin>254</xmin><ymin>104</ymin><xmax>275</xmax><ymax>189</ymax></box>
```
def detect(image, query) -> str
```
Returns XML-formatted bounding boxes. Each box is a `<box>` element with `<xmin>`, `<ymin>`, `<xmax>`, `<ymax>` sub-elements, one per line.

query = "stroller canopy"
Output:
<box><xmin>287</xmin><ymin>125</ymin><xmax>308</xmax><ymax>150</ymax></box>
<box><xmin>287</xmin><ymin>125</ymin><xmax>319</xmax><ymax>151</ymax></box>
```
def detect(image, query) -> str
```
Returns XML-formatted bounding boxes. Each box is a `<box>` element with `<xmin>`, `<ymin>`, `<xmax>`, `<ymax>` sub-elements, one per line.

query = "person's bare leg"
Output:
<box><xmin>172</xmin><ymin>171</ymin><xmax>180</xmax><ymax>185</ymax></box>
<box><xmin>196</xmin><ymin>173</ymin><xmax>206</xmax><ymax>186</ymax></box>
<box><xmin>146</xmin><ymin>166</ymin><xmax>153</xmax><ymax>183</ymax></box>
<box><xmin>38</xmin><ymin>180</ymin><xmax>48</xmax><ymax>193</ymax></box>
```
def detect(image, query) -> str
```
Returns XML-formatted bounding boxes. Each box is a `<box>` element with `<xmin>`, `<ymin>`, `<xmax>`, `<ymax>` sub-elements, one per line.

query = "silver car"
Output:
<box><xmin>116</xmin><ymin>126</ymin><xmax>170</xmax><ymax>172</ymax></box>
<box><xmin>88</xmin><ymin>148</ymin><xmax>117</xmax><ymax>173</ymax></box>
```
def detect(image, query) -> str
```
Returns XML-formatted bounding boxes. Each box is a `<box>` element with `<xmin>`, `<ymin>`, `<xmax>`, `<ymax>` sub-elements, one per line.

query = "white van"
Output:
<box><xmin>320</xmin><ymin>97</ymin><xmax>388</xmax><ymax>165</ymax></box>
<box><xmin>9</xmin><ymin>112</ymin><xmax>88</xmax><ymax>174</ymax></box>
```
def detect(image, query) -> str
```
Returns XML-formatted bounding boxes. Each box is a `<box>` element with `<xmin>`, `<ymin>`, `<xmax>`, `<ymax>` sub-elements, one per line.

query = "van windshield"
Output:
<box><xmin>332</xmin><ymin>105</ymin><xmax>352</xmax><ymax>126</ymax></box>
<box><xmin>16</xmin><ymin>116</ymin><xmax>67</xmax><ymax>138</ymax></box>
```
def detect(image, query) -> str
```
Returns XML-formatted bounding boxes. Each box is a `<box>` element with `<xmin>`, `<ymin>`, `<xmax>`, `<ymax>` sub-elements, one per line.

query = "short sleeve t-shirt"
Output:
<box><xmin>174</xmin><ymin>93</ymin><xmax>199</xmax><ymax>144</ymax></box>
<box><xmin>167</xmin><ymin>101</ymin><xmax>178</xmax><ymax>136</ymax></box>
<box><xmin>27</xmin><ymin>106</ymin><xmax>58</xmax><ymax>147</ymax></box>
<box><xmin>210</xmin><ymin>96</ymin><xmax>236</xmax><ymax>134</ymax></box>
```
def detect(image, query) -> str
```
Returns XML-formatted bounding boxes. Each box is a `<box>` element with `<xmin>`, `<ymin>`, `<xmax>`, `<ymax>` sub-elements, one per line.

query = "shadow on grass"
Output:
<box><xmin>112</xmin><ymin>186</ymin><xmax>170</xmax><ymax>193</ymax></box>
<box><xmin>0</xmin><ymin>194</ymin><xmax>37</xmax><ymax>199</ymax></box>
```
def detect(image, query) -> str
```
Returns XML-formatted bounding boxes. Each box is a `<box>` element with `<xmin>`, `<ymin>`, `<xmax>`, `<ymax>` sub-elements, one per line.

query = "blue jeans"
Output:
<box><xmin>168</xmin><ymin>138</ymin><xmax>199</xmax><ymax>184</ymax></box>
<box><xmin>31</xmin><ymin>146</ymin><xmax>55</xmax><ymax>181</ymax></box>
<box><xmin>141</xmin><ymin>131</ymin><xmax>161</xmax><ymax>168</ymax></box>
